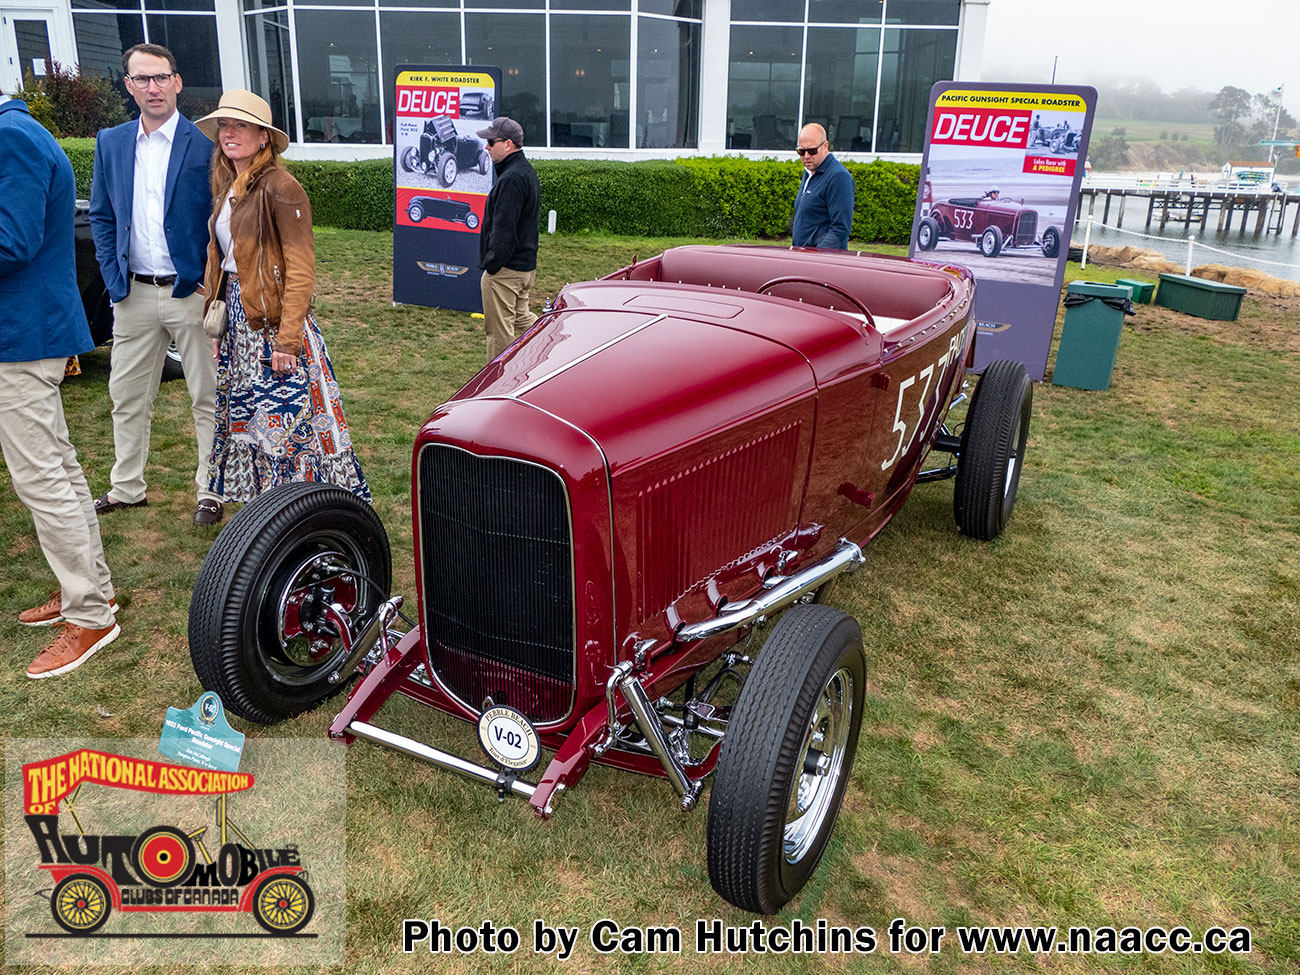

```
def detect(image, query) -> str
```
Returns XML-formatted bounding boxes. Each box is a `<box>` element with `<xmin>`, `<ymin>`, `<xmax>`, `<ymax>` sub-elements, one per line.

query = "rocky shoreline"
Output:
<box><xmin>1079</xmin><ymin>245</ymin><xmax>1300</xmax><ymax>297</ymax></box>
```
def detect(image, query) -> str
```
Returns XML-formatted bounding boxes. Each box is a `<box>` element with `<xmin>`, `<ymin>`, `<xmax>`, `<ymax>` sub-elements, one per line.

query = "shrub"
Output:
<box><xmin>58</xmin><ymin>140</ymin><xmax>922</xmax><ymax>243</ymax></box>
<box><xmin>14</xmin><ymin>62</ymin><xmax>128</xmax><ymax>138</ymax></box>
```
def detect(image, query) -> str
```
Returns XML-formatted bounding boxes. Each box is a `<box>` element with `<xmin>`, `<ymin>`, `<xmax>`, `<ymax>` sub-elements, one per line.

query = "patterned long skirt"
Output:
<box><xmin>207</xmin><ymin>274</ymin><xmax>371</xmax><ymax>503</ymax></box>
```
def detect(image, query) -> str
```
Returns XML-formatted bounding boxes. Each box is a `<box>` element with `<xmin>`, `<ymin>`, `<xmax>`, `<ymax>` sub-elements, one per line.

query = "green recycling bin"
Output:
<box><xmin>1052</xmin><ymin>281</ymin><xmax>1133</xmax><ymax>390</ymax></box>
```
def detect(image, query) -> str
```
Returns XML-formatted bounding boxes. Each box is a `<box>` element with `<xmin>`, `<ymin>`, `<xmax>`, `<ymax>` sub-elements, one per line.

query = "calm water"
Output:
<box><xmin>1072</xmin><ymin>209</ymin><xmax>1300</xmax><ymax>283</ymax></box>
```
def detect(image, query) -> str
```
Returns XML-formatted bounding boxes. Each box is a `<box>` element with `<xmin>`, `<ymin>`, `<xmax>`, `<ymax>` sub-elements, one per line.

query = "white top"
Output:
<box><xmin>215</xmin><ymin>192</ymin><xmax>238</xmax><ymax>273</ymax></box>
<box><xmin>130</xmin><ymin>110</ymin><xmax>180</xmax><ymax>276</ymax></box>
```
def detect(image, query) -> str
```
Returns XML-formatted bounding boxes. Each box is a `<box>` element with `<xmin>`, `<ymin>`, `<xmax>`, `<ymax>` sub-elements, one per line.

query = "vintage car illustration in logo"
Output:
<box><xmin>188</xmin><ymin>244</ymin><xmax>1034</xmax><ymax>914</ymax></box>
<box><xmin>406</xmin><ymin>195</ymin><xmax>479</xmax><ymax>229</ymax></box>
<box><xmin>24</xmin><ymin>756</ymin><xmax>313</xmax><ymax>938</ymax></box>
<box><xmin>916</xmin><ymin>189</ymin><xmax>1062</xmax><ymax>258</ymax></box>
<box><xmin>399</xmin><ymin>115</ymin><xmax>489</xmax><ymax>188</ymax></box>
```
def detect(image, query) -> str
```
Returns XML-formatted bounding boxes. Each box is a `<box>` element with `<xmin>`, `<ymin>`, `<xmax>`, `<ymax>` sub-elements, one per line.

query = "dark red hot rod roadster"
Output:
<box><xmin>918</xmin><ymin>193</ymin><xmax>1061</xmax><ymax>259</ymax></box>
<box><xmin>189</xmin><ymin>245</ymin><xmax>1032</xmax><ymax>913</ymax></box>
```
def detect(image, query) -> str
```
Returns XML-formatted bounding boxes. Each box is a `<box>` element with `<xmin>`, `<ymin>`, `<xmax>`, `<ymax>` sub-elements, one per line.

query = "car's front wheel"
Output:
<box><xmin>954</xmin><ymin>359</ymin><xmax>1032</xmax><ymax>541</ymax></box>
<box><xmin>400</xmin><ymin>147</ymin><xmax>419</xmax><ymax>173</ymax></box>
<box><xmin>1041</xmin><ymin>226</ymin><xmax>1060</xmax><ymax>258</ymax></box>
<box><xmin>408</xmin><ymin>201</ymin><xmax>424</xmax><ymax>223</ymax></box>
<box><xmin>188</xmin><ymin>483</ymin><xmax>392</xmax><ymax>724</ymax></box>
<box><xmin>979</xmin><ymin>225</ymin><xmax>1004</xmax><ymax>258</ymax></box>
<box><xmin>465</xmin><ymin>212</ymin><xmax>479</xmax><ymax>230</ymax></box>
<box><xmin>916</xmin><ymin>216</ymin><xmax>939</xmax><ymax>251</ymax></box>
<box><xmin>707</xmin><ymin>604</ymin><xmax>865</xmax><ymax>914</ymax></box>
<box><xmin>478</xmin><ymin>149</ymin><xmax>490</xmax><ymax>175</ymax></box>
<box><xmin>438</xmin><ymin>153</ymin><xmax>458</xmax><ymax>187</ymax></box>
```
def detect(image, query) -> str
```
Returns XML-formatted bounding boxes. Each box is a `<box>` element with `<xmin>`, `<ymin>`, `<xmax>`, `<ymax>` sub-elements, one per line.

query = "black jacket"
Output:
<box><xmin>479</xmin><ymin>149</ymin><xmax>539</xmax><ymax>274</ymax></box>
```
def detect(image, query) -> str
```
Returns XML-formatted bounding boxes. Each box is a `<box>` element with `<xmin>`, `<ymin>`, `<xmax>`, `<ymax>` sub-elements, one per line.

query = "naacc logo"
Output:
<box><xmin>22</xmin><ymin>749</ymin><xmax>315</xmax><ymax>938</ymax></box>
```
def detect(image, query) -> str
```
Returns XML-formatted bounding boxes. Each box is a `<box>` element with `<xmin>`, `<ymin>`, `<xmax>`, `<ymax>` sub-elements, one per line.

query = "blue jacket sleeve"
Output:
<box><xmin>0</xmin><ymin>126</ymin><xmax>47</xmax><ymax>277</ymax></box>
<box><xmin>88</xmin><ymin>133</ymin><xmax>126</xmax><ymax>301</ymax></box>
<box><xmin>814</xmin><ymin>168</ymin><xmax>855</xmax><ymax>249</ymax></box>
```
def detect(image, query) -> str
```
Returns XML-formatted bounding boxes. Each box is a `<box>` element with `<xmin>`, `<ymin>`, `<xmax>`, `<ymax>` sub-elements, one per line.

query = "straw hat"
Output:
<box><xmin>196</xmin><ymin>90</ymin><xmax>290</xmax><ymax>154</ymax></box>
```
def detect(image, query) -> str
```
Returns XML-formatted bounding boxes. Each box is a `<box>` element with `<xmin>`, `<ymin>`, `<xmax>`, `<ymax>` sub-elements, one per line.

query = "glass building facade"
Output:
<box><xmin>38</xmin><ymin>0</ymin><xmax>974</xmax><ymax>154</ymax></box>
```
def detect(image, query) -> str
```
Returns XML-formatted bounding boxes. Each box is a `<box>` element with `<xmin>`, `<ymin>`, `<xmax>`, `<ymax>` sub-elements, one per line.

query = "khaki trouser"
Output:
<box><xmin>481</xmin><ymin>267</ymin><xmax>537</xmax><ymax>361</ymax></box>
<box><xmin>0</xmin><ymin>357</ymin><xmax>115</xmax><ymax>628</ymax></box>
<box><xmin>108</xmin><ymin>285</ymin><xmax>218</xmax><ymax>502</ymax></box>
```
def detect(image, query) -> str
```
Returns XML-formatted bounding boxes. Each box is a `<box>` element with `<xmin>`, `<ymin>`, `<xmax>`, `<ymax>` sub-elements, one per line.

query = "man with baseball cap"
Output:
<box><xmin>474</xmin><ymin>116</ymin><xmax>540</xmax><ymax>360</ymax></box>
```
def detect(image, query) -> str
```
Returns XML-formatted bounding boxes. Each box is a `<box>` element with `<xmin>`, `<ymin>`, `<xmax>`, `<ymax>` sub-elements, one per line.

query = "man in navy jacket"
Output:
<box><xmin>0</xmin><ymin>96</ymin><xmax>120</xmax><ymax>678</ymax></box>
<box><xmin>791</xmin><ymin>123</ymin><xmax>855</xmax><ymax>250</ymax></box>
<box><xmin>89</xmin><ymin>43</ymin><xmax>219</xmax><ymax>525</ymax></box>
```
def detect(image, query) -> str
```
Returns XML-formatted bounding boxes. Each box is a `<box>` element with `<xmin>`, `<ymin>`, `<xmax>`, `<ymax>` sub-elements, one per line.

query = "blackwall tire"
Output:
<box><xmin>917</xmin><ymin>216</ymin><xmax>939</xmax><ymax>251</ymax></box>
<box><xmin>161</xmin><ymin>341</ymin><xmax>184</xmax><ymax>382</ymax></box>
<box><xmin>707</xmin><ymin>604</ymin><xmax>865</xmax><ymax>914</ymax></box>
<box><xmin>400</xmin><ymin>147</ymin><xmax>418</xmax><ymax>173</ymax></box>
<box><xmin>954</xmin><ymin>359</ymin><xmax>1032</xmax><ymax>541</ymax></box>
<box><xmin>438</xmin><ymin>154</ymin><xmax>458</xmax><ymax>187</ymax></box>
<box><xmin>979</xmin><ymin>225</ymin><xmax>1003</xmax><ymax>258</ymax></box>
<box><xmin>478</xmin><ymin>149</ymin><xmax>490</xmax><ymax>175</ymax></box>
<box><xmin>51</xmin><ymin>874</ymin><xmax>112</xmax><ymax>934</ymax></box>
<box><xmin>1041</xmin><ymin>226</ymin><xmax>1060</xmax><ymax>259</ymax></box>
<box><xmin>188</xmin><ymin>483</ymin><xmax>391</xmax><ymax>725</ymax></box>
<box><xmin>465</xmin><ymin>212</ymin><xmax>479</xmax><ymax>229</ymax></box>
<box><xmin>252</xmin><ymin>874</ymin><xmax>315</xmax><ymax>935</ymax></box>
<box><xmin>408</xmin><ymin>202</ymin><xmax>424</xmax><ymax>223</ymax></box>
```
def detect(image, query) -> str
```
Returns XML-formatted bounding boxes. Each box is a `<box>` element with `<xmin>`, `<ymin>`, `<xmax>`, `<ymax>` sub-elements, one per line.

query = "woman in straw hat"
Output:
<box><xmin>195</xmin><ymin>90</ymin><xmax>369</xmax><ymax>504</ymax></box>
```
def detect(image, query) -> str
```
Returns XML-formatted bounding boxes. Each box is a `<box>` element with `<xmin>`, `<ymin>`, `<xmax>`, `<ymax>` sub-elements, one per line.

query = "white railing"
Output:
<box><xmin>1082</xmin><ymin>174</ymin><xmax>1287</xmax><ymax>195</ymax></box>
<box><xmin>1077</xmin><ymin>215</ymin><xmax>1300</xmax><ymax>272</ymax></box>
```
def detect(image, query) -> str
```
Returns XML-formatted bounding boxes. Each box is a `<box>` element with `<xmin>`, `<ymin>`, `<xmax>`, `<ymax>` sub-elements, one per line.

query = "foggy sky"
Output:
<box><xmin>981</xmin><ymin>0</ymin><xmax>1298</xmax><ymax>118</ymax></box>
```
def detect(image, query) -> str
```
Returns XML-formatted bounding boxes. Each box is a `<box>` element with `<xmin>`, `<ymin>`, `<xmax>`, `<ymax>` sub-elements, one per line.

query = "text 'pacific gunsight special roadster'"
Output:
<box><xmin>188</xmin><ymin>244</ymin><xmax>1033</xmax><ymax>914</ymax></box>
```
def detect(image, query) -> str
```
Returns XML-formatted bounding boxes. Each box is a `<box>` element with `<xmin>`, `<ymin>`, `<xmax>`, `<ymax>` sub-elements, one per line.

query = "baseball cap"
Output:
<box><xmin>476</xmin><ymin>116</ymin><xmax>524</xmax><ymax>145</ymax></box>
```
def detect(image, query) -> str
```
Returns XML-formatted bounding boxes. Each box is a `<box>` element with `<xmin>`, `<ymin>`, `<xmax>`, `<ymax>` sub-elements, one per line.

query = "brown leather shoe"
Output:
<box><xmin>193</xmin><ymin>499</ymin><xmax>224</xmax><ymax>526</ymax></box>
<box><xmin>94</xmin><ymin>492</ymin><xmax>148</xmax><ymax>514</ymax></box>
<box><xmin>26</xmin><ymin>621</ymin><xmax>120</xmax><ymax>679</ymax></box>
<box><xmin>19</xmin><ymin>590</ymin><xmax>118</xmax><ymax>627</ymax></box>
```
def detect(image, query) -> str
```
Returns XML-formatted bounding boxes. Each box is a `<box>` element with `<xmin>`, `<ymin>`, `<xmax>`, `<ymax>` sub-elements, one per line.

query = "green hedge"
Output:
<box><xmin>58</xmin><ymin>138</ymin><xmax>920</xmax><ymax>243</ymax></box>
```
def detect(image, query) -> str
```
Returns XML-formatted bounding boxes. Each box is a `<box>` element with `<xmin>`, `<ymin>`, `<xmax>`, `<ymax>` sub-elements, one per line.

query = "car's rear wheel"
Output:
<box><xmin>979</xmin><ymin>225</ymin><xmax>1004</xmax><ymax>258</ymax></box>
<box><xmin>465</xmin><ymin>212</ymin><xmax>479</xmax><ymax>229</ymax></box>
<box><xmin>954</xmin><ymin>359</ymin><xmax>1032</xmax><ymax>541</ymax></box>
<box><xmin>252</xmin><ymin>874</ymin><xmax>315</xmax><ymax>934</ymax></box>
<box><xmin>917</xmin><ymin>216</ymin><xmax>939</xmax><ymax>251</ymax></box>
<box><xmin>1041</xmin><ymin>226</ymin><xmax>1060</xmax><ymax>258</ymax></box>
<box><xmin>438</xmin><ymin>153</ymin><xmax>458</xmax><ymax>187</ymax></box>
<box><xmin>51</xmin><ymin>874</ymin><xmax>112</xmax><ymax>934</ymax></box>
<box><xmin>707</xmin><ymin>604</ymin><xmax>865</xmax><ymax>914</ymax></box>
<box><xmin>188</xmin><ymin>483</ymin><xmax>391</xmax><ymax>724</ymax></box>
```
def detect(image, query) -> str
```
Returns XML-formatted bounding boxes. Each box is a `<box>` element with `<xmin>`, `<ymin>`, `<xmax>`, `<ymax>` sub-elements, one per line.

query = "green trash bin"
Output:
<box><xmin>1052</xmin><ymin>281</ymin><xmax>1133</xmax><ymax>391</ymax></box>
<box><xmin>1116</xmin><ymin>277</ymin><xmax>1155</xmax><ymax>304</ymax></box>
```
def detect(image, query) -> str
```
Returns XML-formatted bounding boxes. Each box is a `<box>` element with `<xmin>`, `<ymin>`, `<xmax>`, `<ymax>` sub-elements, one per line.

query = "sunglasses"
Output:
<box><xmin>486</xmin><ymin>138</ymin><xmax>502</xmax><ymax>146</ymax></box>
<box><xmin>795</xmin><ymin>140</ymin><xmax>826</xmax><ymax>157</ymax></box>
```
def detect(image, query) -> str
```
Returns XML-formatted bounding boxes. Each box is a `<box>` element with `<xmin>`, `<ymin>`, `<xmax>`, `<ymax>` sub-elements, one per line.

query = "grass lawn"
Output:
<box><xmin>1</xmin><ymin>231</ymin><xmax>1297</xmax><ymax>972</ymax></box>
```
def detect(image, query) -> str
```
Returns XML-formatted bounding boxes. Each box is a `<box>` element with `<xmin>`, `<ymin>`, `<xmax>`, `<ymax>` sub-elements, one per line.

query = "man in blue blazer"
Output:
<box><xmin>89</xmin><ymin>42</ymin><xmax>221</xmax><ymax>525</ymax></box>
<box><xmin>0</xmin><ymin>96</ymin><xmax>121</xmax><ymax>678</ymax></box>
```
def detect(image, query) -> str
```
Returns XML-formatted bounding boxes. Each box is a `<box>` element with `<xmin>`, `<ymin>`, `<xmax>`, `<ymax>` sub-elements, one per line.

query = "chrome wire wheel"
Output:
<box><xmin>785</xmin><ymin>665</ymin><xmax>853</xmax><ymax>864</ymax></box>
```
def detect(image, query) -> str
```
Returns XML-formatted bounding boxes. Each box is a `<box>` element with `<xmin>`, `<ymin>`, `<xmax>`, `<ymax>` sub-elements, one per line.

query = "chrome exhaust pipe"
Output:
<box><xmin>676</xmin><ymin>539</ymin><xmax>865</xmax><ymax>644</ymax></box>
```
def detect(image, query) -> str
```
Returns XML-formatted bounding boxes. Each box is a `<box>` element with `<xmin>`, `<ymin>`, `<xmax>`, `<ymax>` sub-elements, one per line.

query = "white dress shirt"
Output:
<box><xmin>130</xmin><ymin>110</ymin><xmax>181</xmax><ymax>276</ymax></box>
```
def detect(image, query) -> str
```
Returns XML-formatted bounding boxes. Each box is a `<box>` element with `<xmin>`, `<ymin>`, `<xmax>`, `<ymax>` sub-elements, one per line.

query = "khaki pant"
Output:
<box><xmin>108</xmin><ymin>285</ymin><xmax>218</xmax><ymax>502</ymax></box>
<box><xmin>0</xmin><ymin>357</ymin><xmax>115</xmax><ymax>629</ymax></box>
<box><xmin>481</xmin><ymin>267</ymin><xmax>537</xmax><ymax>361</ymax></box>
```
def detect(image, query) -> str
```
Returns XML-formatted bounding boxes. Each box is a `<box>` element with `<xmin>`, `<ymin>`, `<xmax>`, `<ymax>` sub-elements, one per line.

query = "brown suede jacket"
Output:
<box><xmin>203</xmin><ymin>166</ymin><xmax>315</xmax><ymax>355</ymax></box>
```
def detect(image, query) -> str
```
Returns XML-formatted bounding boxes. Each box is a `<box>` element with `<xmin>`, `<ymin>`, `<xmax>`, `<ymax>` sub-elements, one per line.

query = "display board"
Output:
<box><xmin>910</xmin><ymin>83</ymin><xmax>1097</xmax><ymax>380</ymax></box>
<box><xmin>392</xmin><ymin>65</ymin><xmax>502</xmax><ymax>312</ymax></box>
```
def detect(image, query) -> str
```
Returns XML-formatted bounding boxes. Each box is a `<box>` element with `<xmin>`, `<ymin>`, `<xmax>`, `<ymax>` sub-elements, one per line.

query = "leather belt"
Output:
<box><xmin>130</xmin><ymin>271</ymin><xmax>177</xmax><ymax>287</ymax></box>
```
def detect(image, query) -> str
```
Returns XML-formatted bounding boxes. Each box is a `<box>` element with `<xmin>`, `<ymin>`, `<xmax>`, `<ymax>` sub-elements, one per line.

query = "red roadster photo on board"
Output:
<box><xmin>189</xmin><ymin>244</ymin><xmax>1033</xmax><ymax>914</ymax></box>
<box><xmin>917</xmin><ymin>189</ymin><xmax>1062</xmax><ymax>259</ymax></box>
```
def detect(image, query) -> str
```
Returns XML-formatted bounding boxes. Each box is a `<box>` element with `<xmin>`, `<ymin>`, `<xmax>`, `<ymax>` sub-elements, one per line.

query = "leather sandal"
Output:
<box><xmin>193</xmin><ymin>499</ymin><xmax>224</xmax><ymax>526</ymax></box>
<box><xmin>94</xmin><ymin>493</ymin><xmax>148</xmax><ymax>514</ymax></box>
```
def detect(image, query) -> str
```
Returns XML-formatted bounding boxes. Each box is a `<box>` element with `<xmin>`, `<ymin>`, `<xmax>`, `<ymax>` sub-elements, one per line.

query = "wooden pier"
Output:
<box><xmin>1077</xmin><ymin>186</ymin><xmax>1300</xmax><ymax>237</ymax></box>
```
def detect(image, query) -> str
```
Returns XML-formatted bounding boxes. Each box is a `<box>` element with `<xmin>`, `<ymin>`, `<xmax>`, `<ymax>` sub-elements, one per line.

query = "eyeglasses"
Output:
<box><xmin>126</xmin><ymin>72</ymin><xmax>175</xmax><ymax>90</ymax></box>
<box><xmin>795</xmin><ymin>140</ymin><xmax>826</xmax><ymax>157</ymax></box>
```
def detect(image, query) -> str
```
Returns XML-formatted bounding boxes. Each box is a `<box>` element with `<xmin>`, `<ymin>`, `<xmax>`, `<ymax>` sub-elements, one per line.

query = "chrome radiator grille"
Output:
<box><xmin>417</xmin><ymin>444</ymin><xmax>575</xmax><ymax>724</ymax></box>
<box><xmin>1015</xmin><ymin>212</ymin><xmax>1038</xmax><ymax>245</ymax></box>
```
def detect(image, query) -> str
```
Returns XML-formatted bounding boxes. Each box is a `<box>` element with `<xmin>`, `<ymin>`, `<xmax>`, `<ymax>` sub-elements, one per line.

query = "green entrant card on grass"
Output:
<box><xmin>158</xmin><ymin>692</ymin><xmax>245</xmax><ymax>772</ymax></box>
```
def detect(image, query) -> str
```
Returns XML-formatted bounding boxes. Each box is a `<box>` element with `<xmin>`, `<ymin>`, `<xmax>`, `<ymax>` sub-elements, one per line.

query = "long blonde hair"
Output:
<box><xmin>209</xmin><ymin>133</ymin><xmax>280</xmax><ymax>212</ymax></box>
